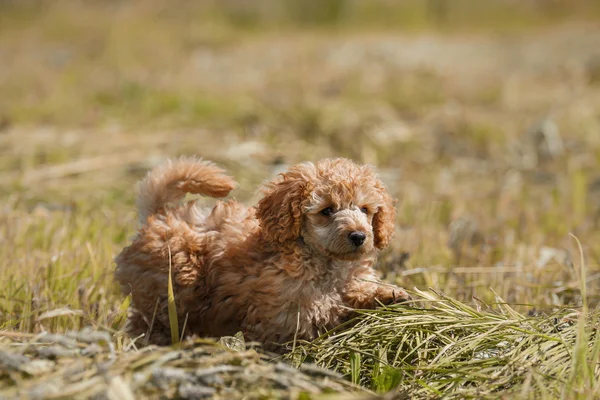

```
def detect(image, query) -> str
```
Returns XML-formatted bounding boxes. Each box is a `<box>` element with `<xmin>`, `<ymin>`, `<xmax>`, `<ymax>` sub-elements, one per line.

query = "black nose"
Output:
<box><xmin>349</xmin><ymin>231</ymin><xmax>366</xmax><ymax>247</ymax></box>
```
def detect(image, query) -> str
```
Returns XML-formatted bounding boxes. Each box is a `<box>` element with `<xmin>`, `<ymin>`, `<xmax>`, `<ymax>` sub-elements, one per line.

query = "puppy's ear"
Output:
<box><xmin>373</xmin><ymin>183</ymin><xmax>397</xmax><ymax>249</ymax></box>
<box><xmin>256</xmin><ymin>163</ymin><xmax>315</xmax><ymax>245</ymax></box>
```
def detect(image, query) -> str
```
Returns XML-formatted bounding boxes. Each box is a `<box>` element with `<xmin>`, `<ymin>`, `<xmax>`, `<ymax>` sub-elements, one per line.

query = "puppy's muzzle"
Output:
<box><xmin>348</xmin><ymin>231</ymin><xmax>366</xmax><ymax>247</ymax></box>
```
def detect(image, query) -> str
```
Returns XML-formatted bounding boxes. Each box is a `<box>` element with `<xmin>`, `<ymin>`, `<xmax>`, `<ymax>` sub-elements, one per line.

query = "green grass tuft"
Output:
<box><xmin>289</xmin><ymin>289</ymin><xmax>599</xmax><ymax>399</ymax></box>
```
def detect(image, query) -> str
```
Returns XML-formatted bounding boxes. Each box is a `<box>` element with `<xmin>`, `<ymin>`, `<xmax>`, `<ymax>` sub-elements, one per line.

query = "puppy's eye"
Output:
<box><xmin>320</xmin><ymin>207</ymin><xmax>334</xmax><ymax>216</ymax></box>
<box><xmin>360</xmin><ymin>207</ymin><xmax>369</xmax><ymax>214</ymax></box>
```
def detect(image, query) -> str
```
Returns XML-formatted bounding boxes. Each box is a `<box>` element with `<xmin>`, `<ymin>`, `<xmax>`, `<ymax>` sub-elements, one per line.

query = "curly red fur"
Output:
<box><xmin>115</xmin><ymin>157</ymin><xmax>410</xmax><ymax>351</ymax></box>
<box><xmin>372</xmin><ymin>179</ymin><xmax>396</xmax><ymax>249</ymax></box>
<box><xmin>256</xmin><ymin>163</ymin><xmax>316</xmax><ymax>247</ymax></box>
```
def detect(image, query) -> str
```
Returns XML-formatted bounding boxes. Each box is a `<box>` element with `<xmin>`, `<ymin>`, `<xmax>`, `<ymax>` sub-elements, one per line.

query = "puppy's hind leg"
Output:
<box><xmin>124</xmin><ymin>307</ymin><xmax>172</xmax><ymax>346</ymax></box>
<box><xmin>115</xmin><ymin>214</ymin><xmax>209</xmax><ymax>345</ymax></box>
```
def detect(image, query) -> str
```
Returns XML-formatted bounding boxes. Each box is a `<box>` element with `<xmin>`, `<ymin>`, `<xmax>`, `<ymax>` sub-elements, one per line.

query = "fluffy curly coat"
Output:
<box><xmin>115</xmin><ymin>157</ymin><xmax>410</xmax><ymax>350</ymax></box>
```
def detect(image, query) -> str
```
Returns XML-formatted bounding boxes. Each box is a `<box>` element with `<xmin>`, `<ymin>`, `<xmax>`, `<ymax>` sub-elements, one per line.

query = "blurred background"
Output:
<box><xmin>1</xmin><ymin>0</ymin><xmax>600</xmax><ymax>328</ymax></box>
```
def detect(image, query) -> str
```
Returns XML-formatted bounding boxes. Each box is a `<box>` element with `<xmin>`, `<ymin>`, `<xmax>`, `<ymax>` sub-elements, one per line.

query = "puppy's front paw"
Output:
<box><xmin>376</xmin><ymin>286</ymin><xmax>411</xmax><ymax>306</ymax></box>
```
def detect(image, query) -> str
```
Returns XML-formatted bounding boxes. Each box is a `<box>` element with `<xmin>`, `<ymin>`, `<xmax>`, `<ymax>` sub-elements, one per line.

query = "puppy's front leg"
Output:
<box><xmin>343</xmin><ymin>267</ymin><xmax>410</xmax><ymax>309</ymax></box>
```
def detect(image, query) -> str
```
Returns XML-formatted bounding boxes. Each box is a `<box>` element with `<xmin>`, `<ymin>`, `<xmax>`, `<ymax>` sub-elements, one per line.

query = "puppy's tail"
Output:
<box><xmin>136</xmin><ymin>157</ymin><xmax>237</xmax><ymax>223</ymax></box>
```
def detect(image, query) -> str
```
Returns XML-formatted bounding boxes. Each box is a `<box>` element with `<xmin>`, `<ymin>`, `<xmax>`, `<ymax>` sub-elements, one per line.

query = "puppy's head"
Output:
<box><xmin>256</xmin><ymin>158</ymin><xmax>396</xmax><ymax>260</ymax></box>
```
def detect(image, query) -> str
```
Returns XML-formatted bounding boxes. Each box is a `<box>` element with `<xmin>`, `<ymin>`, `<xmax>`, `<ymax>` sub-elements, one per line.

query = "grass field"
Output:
<box><xmin>1</xmin><ymin>1</ymin><xmax>600</xmax><ymax>398</ymax></box>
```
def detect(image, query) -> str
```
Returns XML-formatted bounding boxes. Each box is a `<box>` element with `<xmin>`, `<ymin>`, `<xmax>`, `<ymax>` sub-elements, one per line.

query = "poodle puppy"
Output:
<box><xmin>115</xmin><ymin>157</ymin><xmax>410</xmax><ymax>350</ymax></box>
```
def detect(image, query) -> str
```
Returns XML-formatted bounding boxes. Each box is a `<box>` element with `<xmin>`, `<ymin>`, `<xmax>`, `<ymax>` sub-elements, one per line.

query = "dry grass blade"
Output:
<box><xmin>166</xmin><ymin>240</ymin><xmax>179</xmax><ymax>345</ymax></box>
<box><xmin>36</xmin><ymin>308</ymin><xmax>84</xmax><ymax>322</ymax></box>
<box><xmin>0</xmin><ymin>151</ymin><xmax>147</xmax><ymax>185</ymax></box>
